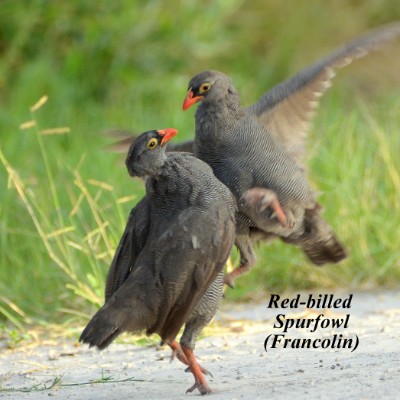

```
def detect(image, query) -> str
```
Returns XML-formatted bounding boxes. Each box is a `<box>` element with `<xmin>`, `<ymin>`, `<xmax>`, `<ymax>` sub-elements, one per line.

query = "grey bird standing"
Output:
<box><xmin>79</xmin><ymin>128</ymin><xmax>236</xmax><ymax>395</ymax></box>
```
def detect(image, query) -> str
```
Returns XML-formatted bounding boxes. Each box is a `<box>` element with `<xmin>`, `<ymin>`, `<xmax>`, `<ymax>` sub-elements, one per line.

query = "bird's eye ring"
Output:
<box><xmin>199</xmin><ymin>83</ymin><xmax>211</xmax><ymax>93</ymax></box>
<box><xmin>146</xmin><ymin>138</ymin><xmax>158</xmax><ymax>149</ymax></box>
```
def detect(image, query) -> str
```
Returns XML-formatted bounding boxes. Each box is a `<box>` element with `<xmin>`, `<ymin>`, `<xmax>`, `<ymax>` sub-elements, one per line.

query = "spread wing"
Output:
<box><xmin>247</xmin><ymin>22</ymin><xmax>400</xmax><ymax>166</ymax></box>
<box><xmin>105</xmin><ymin>197</ymin><xmax>150</xmax><ymax>301</ymax></box>
<box><xmin>105</xmin><ymin>24</ymin><xmax>400</xmax><ymax>164</ymax></box>
<box><xmin>152</xmin><ymin>204</ymin><xmax>236</xmax><ymax>342</ymax></box>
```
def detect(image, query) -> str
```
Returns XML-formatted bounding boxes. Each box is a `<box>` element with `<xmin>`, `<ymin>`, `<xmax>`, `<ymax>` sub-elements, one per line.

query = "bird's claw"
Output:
<box><xmin>184</xmin><ymin>366</ymin><xmax>213</xmax><ymax>378</ymax></box>
<box><xmin>224</xmin><ymin>263</ymin><xmax>251</xmax><ymax>288</ymax></box>
<box><xmin>223</xmin><ymin>273</ymin><xmax>235</xmax><ymax>288</ymax></box>
<box><xmin>257</xmin><ymin>196</ymin><xmax>287</xmax><ymax>226</ymax></box>
<box><xmin>186</xmin><ymin>382</ymin><xmax>213</xmax><ymax>395</ymax></box>
<box><xmin>240</xmin><ymin>188</ymin><xmax>287</xmax><ymax>227</ymax></box>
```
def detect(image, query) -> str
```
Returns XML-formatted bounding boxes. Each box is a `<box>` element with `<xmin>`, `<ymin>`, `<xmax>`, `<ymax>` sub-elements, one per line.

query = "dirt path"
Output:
<box><xmin>1</xmin><ymin>291</ymin><xmax>399</xmax><ymax>399</ymax></box>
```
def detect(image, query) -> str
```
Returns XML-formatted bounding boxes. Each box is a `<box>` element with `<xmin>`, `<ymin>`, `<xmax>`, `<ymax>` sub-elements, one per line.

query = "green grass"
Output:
<box><xmin>1</xmin><ymin>1</ymin><xmax>400</xmax><ymax>330</ymax></box>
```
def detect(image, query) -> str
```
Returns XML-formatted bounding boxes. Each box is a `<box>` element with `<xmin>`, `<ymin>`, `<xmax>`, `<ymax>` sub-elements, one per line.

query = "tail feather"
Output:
<box><xmin>302</xmin><ymin>230</ymin><xmax>347</xmax><ymax>266</ymax></box>
<box><xmin>79</xmin><ymin>311</ymin><xmax>122</xmax><ymax>350</ymax></box>
<box><xmin>283</xmin><ymin>204</ymin><xmax>347</xmax><ymax>265</ymax></box>
<box><xmin>79</xmin><ymin>289</ymin><xmax>157</xmax><ymax>350</ymax></box>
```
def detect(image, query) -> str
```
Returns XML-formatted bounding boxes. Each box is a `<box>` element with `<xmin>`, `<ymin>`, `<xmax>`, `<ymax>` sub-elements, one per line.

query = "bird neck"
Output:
<box><xmin>195</xmin><ymin>92</ymin><xmax>243</xmax><ymax>141</ymax></box>
<box><xmin>145</xmin><ymin>156</ymin><xmax>187</xmax><ymax>196</ymax></box>
<box><xmin>145</xmin><ymin>154</ymin><xmax>211</xmax><ymax>217</ymax></box>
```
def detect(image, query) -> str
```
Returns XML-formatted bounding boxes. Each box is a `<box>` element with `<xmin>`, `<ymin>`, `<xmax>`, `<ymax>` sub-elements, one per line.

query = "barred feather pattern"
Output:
<box><xmin>180</xmin><ymin>271</ymin><xmax>224</xmax><ymax>349</ymax></box>
<box><xmin>190</xmin><ymin>71</ymin><xmax>346</xmax><ymax>267</ymax></box>
<box><xmin>80</xmin><ymin>134</ymin><xmax>236</xmax><ymax>352</ymax></box>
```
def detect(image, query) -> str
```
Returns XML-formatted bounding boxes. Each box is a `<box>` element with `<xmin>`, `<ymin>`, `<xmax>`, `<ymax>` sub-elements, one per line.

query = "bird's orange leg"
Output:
<box><xmin>223</xmin><ymin>263</ymin><xmax>251</xmax><ymax>288</ymax></box>
<box><xmin>224</xmin><ymin>188</ymin><xmax>288</xmax><ymax>288</ymax></box>
<box><xmin>181</xmin><ymin>345</ymin><xmax>213</xmax><ymax>395</ymax></box>
<box><xmin>169</xmin><ymin>341</ymin><xmax>212</xmax><ymax>377</ymax></box>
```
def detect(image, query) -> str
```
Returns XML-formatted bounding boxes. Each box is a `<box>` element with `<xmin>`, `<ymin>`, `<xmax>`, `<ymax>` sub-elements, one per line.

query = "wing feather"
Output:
<box><xmin>105</xmin><ymin>197</ymin><xmax>150</xmax><ymax>301</ymax></box>
<box><xmin>153</xmin><ymin>204</ymin><xmax>235</xmax><ymax>342</ymax></box>
<box><xmin>247</xmin><ymin>22</ymin><xmax>400</xmax><ymax>165</ymax></box>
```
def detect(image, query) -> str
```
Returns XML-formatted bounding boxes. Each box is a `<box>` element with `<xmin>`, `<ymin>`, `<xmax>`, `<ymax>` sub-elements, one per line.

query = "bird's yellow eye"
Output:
<box><xmin>146</xmin><ymin>138</ymin><xmax>158</xmax><ymax>149</ymax></box>
<box><xmin>199</xmin><ymin>83</ymin><xmax>211</xmax><ymax>93</ymax></box>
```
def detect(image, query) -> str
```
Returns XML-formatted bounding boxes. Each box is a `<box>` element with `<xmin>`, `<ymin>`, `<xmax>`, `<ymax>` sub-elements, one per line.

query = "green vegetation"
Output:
<box><xmin>1</xmin><ymin>1</ymin><xmax>399</xmax><ymax>331</ymax></box>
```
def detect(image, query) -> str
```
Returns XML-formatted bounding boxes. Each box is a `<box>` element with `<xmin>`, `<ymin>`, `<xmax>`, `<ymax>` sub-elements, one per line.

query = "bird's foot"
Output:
<box><xmin>240</xmin><ymin>188</ymin><xmax>287</xmax><ymax>227</ymax></box>
<box><xmin>224</xmin><ymin>263</ymin><xmax>251</xmax><ymax>288</ymax></box>
<box><xmin>181</xmin><ymin>345</ymin><xmax>214</xmax><ymax>395</ymax></box>
<box><xmin>186</xmin><ymin>381</ymin><xmax>213</xmax><ymax>395</ymax></box>
<box><xmin>169</xmin><ymin>341</ymin><xmax>212</xmax><ymax>376</ymax></box>
<box><xmin>223</xmin><ymin>273</ymin><xmax>236</xmax><ymax>289</ymax></box>
<box><xmin>184</xmin><ymin>366</ymin><xmax>213</xmax><ymax>378</ymax></box>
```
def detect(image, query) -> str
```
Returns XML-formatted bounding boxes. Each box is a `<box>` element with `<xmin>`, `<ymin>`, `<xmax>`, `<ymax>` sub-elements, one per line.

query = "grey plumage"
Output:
<box><xmin>79</xmin><ymin>129</ymin><xmax>236</xmax><ymax>394</ymax></box>
<box><xmin>177</xmin><ymin>23</ymin><xmax>400</xmax><ymax>285</ymax></box>
<box><xmin>184</xmin><ymin>69</ymin><xmax>346</xmax><ymax>286</ymax></box>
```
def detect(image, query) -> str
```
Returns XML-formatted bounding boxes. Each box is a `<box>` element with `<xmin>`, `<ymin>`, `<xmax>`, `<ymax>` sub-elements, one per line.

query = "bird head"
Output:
<box><xmin>125</xmin><ymin>128</ymin><xmax>178</xmax><ymax>178</ymax></box>
<box><xmin>183</xmin><ymin>70</ymin><xmax>234</xmax><ymax>110</ymax></box>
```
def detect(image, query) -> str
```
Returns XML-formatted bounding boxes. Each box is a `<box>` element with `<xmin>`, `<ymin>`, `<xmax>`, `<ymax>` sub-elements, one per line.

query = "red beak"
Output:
<box><xmin>157</xmin><ymin>128</ymin><xmax>178</xmax><ymax>146</ymax></box>
<box><xmin>182</xmin><ymin>89</ymin><xmax>203</xmax><ymax>111</ymax></box>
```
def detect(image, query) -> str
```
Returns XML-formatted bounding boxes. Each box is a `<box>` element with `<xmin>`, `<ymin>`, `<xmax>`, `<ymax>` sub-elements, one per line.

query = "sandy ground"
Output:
<box><xmin>0</xmin><ymin>291</ymin><xmax>399</xmax><ymax>400</ymax></box>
